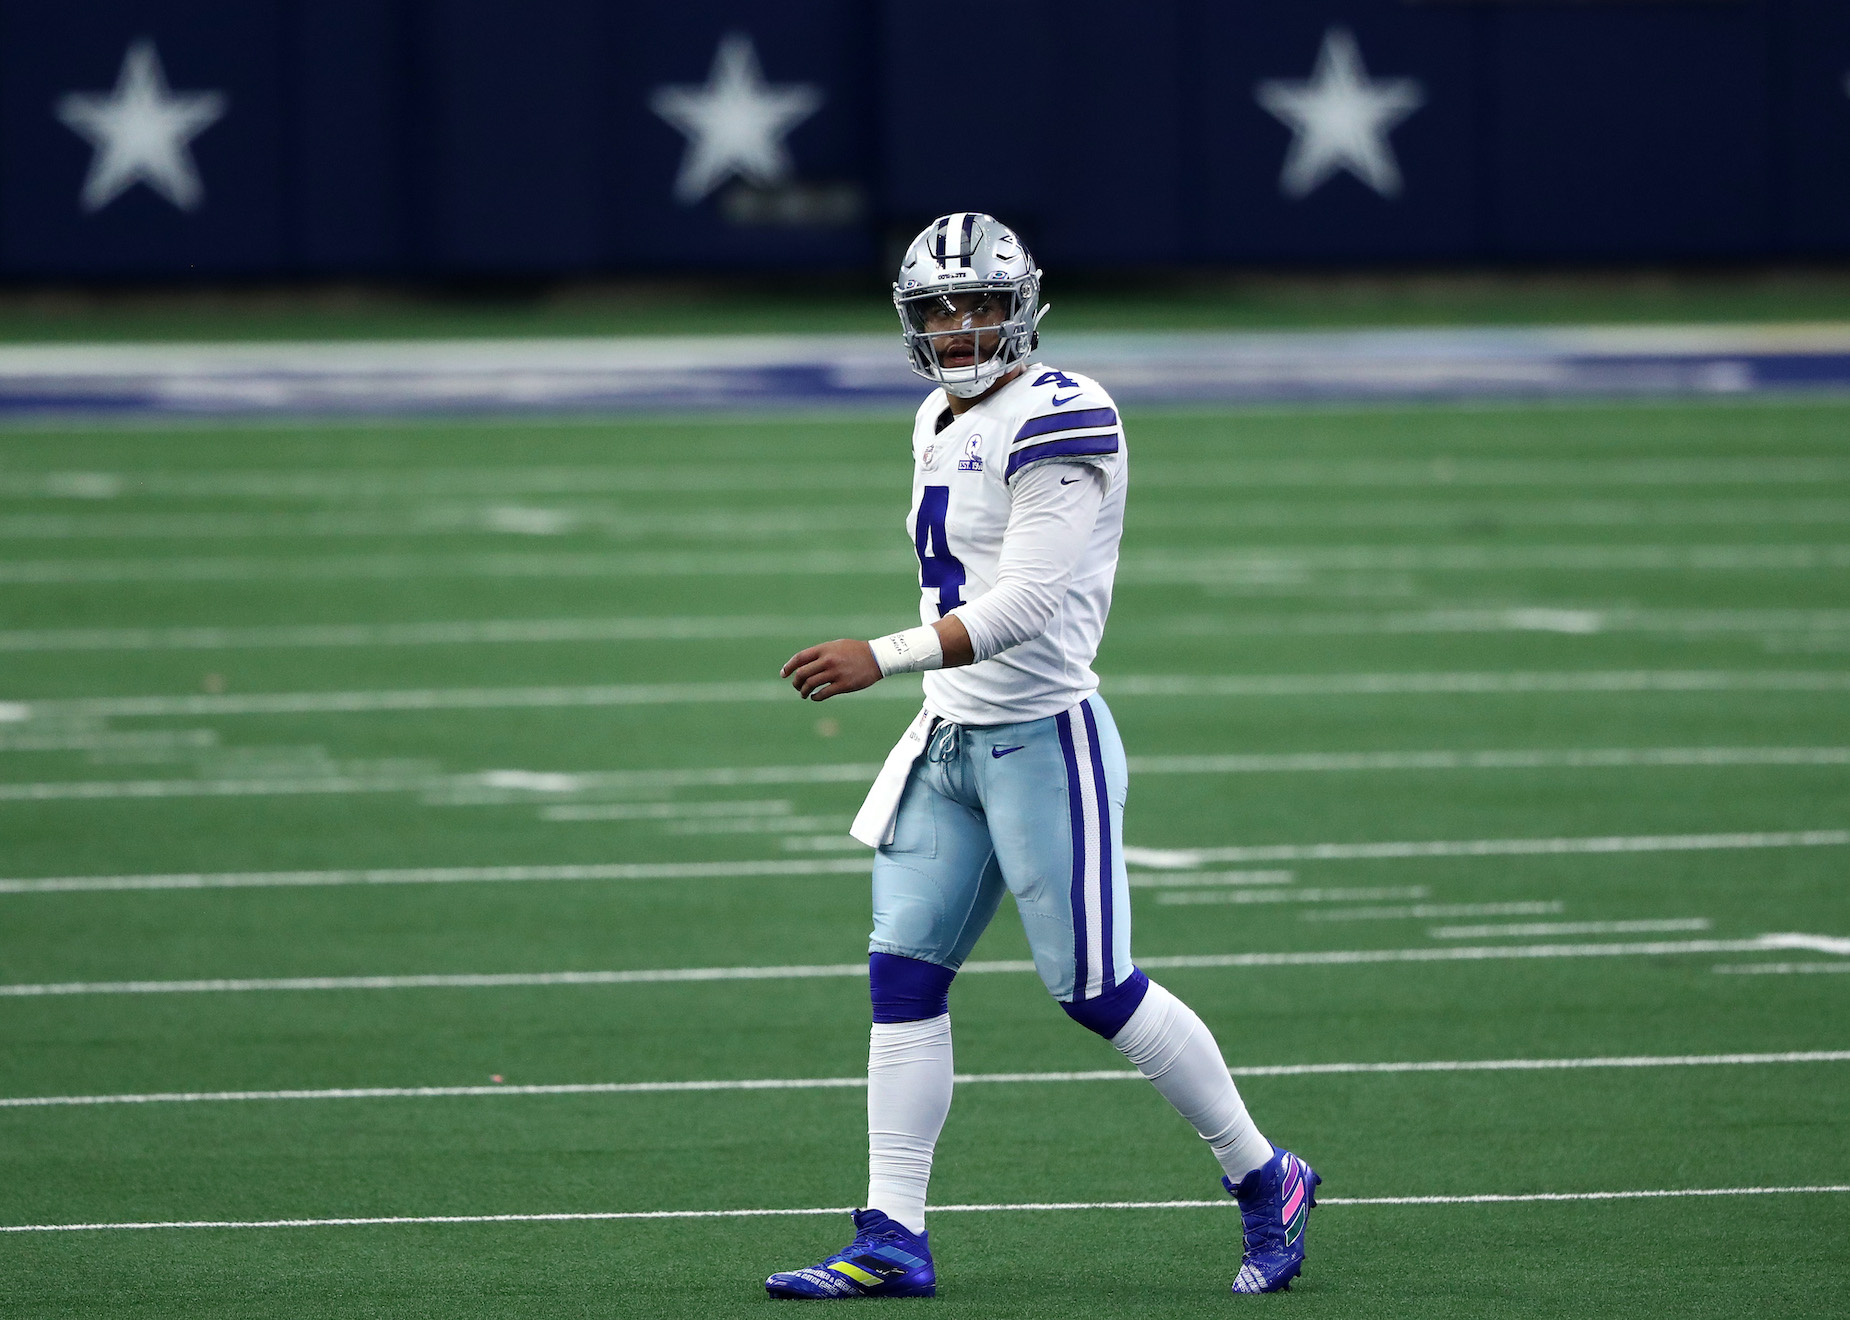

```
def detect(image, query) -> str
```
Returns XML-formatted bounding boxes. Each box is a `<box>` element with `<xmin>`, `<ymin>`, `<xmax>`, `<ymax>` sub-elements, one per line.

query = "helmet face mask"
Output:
<box><xmin>893</xmin><ymin>213</ymin><xmax>1045</xmax><ymax>398</ymax></box>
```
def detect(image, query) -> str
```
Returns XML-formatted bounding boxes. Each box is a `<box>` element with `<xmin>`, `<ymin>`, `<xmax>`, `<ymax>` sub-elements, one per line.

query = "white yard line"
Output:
<box><xmin>1146</xmin><ymin>606</ymin><xmax>1850</xmax><ymax>640</ymax></box>
<box><xmin>539</xmin><ymin>801</ymin><xmax>792</xmax><ymax>822</ymax></box>
<box><xmin>1129</xmin><ymin>458</ymin><xmax>1850</xmax><ymax>488</ymax></box>
<box><xmin>0</xmin><ymin>507</ymin><xmax>898</xmax><ymax>543</ymax></box>
<box><xmin>1429</xmin><ymin>919</ymin><xmax>1710</xmax><ymax>939</ymax></box>
<box><xmin>663</xmin><ymin>815</ymin><xmax>850</xmax><ymax>835</ymax></box>
<box><xmin>7</xmin><ymin>677</ymin><xmax>1846</xmax><ymax>721</ymax></box>
<box><xmin>4</xmin><ymin>457</ymin><xmax>1844</xmax><ymax>503</ymax></box>
<box><xmin>3</xmin><ymin>1185</ymin><xmax>1846</xmax><ymax>1234</ymax></box>
<box><xmin>1132</xmin><ymin>935</ymin><xmax>1850</xmax><ymax>966</ymax></box>
<box><xmin>6</xmin><ymin>681</ymin><xmax>908</xmax><ymax>719</ymax></box>
<box><xmin>1306</xmin><ymin>902</ymin><xmax>1565</xmax><ymax>922</ymax></box>
<box><xmin>7</xmin><ymin>739</ymin><xmax>1842</xmax><ymax>802</ymax></box>
<box><xmin>0</xmin><ymin>615</ymin><xmax>900</xmax><ymax>653</ymax></box>
<box><xmin>0</xmin><ymin>549</ymin><xmax>913</xmax><ymax>585</ymax></box>
<box><xmin>1118</xmin><ymin>546</ymin><xmax>1850</xmax><ymax>580</ymax></box>
<box><xmin>0</xmin><ymin>550</ymin><xmax>912</xmax><ymax>585</ymax></box>
<box><xmin>6</xmin><ymin>500</ymin><xmax>1849</xmax><ymax>543</ymax></box>
<box><xmin>6</xmin><ymin>607</ymin><xmax>1848</xmax><ymax>653</ymax></box>
<box><xmin>1294</xmin><ymin>1186</ymin><xmax>1850</xmax><ymax>1206</ymax></box>
<box><xmin>0</xmin><ymin>965</ymin><xmax>884</xmax><ymax>996</ymax></box>
<box><xmin>1130</xmin><ymin>747</ymin><xmax>1850</xmax><ymax>772</ymax></box>
<box><xmin>2</xmin><ymin>935</ymin><xmax>1843</xmax><ymax>997</ymax></box>
<box><xmin>0</xmin><ymin>728</ymin><xmax>216</xmax><ymax>753</ymax></box>
<box><xmin>0</xmin><ymin>859</ymin><xmax>869</xmax><ymax>895</ymax></box>
<box><xmin>4</xmin><ymin>1051</ymin><xmax>1845</xmax><ymax>1110</ymax></box>
<box><xmin>1106</xmin><ymin>672</ymin><xmax>1850</xmax><ymax>698</ymax></box>
<box><xmin>781</xmin><ymin>835</ymin><xmax>872</xmax><ymax>851</ymax></box>
<box><xmin>1123</xmin><ymin>829</ymin><xmax>1850</xmax><ymax>868</ymax></box>
<box><xmin>448</xmin><ymin>762</ymin><xmax>881</xmax><ymax>794</ymax></box>
<box><xmin>0</xmin><ymin>464</ymin><xmax>889</xmax><ymax>501</ymax></box>
<box><xmin>6</xmin><ymin>828</ymin><xmax>1846</xmax><ymax>895</ymax></box>
<box><xmin>0</xmin><ymin>773</ymin><xmax>443</xmax><ymax>802</ymax></box>
<box><xmin>1154</xmin><ymin>886</ymin><xmax>1430</xmax><ymax>906</ymax></box>
<box><xmin>1713</xmin><ymin>962</ymin><xmax>1850</xmax><ymax>975</ymax></box>
<box><xmin>0</xmin><ymin>764</ymin><xmax>885</xmax><ymax>804</ymax></box>
<box><xmin>1131</xmin><ymin>499</ymin><xmax>1850</xmax><ymax>530</ymax></box>
<box><xmin>1128</xmin><ymin>870</ymin><xmax>1295</xmax><ymax>888</ymax></box>
<box><xmin>7</xmin><ymin>544</ymin><xmax>1850</xmax><ymax>585</ymax></box>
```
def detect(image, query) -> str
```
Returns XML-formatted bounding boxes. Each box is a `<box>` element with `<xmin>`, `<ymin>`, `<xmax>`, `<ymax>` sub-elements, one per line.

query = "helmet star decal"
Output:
<box><xmin>649</xmin><ymin>32</ymin><xmax>823</xmax><ymax>205</ymax></box>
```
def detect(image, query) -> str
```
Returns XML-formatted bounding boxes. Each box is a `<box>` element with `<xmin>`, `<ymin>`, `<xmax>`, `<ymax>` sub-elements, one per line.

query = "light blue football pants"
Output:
<box><xmin>869</xmin><ymin>694</ymin><xmax>1140</xmax><ymax>1025</ymax></box>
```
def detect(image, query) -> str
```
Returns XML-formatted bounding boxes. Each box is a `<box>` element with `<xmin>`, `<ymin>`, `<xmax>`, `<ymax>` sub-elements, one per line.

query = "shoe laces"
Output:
<box><xmin>1239</xmin><ymin>1202</ymin><xmax>1281</xmax><ymax>1253</ymax></box>
<box><xmin>832</xmin><ymin>1216</ymin><xmax>906</xmax><ymax>1265</ymax></box>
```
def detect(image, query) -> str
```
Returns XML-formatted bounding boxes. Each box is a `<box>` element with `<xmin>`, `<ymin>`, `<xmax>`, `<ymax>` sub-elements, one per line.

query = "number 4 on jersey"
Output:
<box><xmin>1034</xmin><ymin>370</ymin><xmax>1080</xmax><ymax>391</ymax></box>
<box><xmin>914</xmin><ymin>485</ymin><xmax>965</xmax><ymax>617</ymax></box>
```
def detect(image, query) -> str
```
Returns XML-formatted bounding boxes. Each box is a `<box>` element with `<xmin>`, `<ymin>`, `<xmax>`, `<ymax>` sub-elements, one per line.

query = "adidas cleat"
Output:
<box><xmin>764</xmin><ymin>1208</ymin><xmax>936</xmax><ymax>1299</ymax></box>
<box><xmin>1223</xmin><ymin>1146</ymin><xmax>1320</xmax><ymax>1294</ymax></box>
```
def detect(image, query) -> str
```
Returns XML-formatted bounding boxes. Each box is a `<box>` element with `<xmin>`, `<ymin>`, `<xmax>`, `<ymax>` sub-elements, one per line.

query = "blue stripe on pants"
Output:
<box><xmin>1054</xmin><ymin>708</ymin><xmax>1090</xmax><ymax>1001</ymax></box>
<box><xmin>1080</xmin><ymin>699</ymin><xmax>1115</xmax><ymax>993</ymax></box>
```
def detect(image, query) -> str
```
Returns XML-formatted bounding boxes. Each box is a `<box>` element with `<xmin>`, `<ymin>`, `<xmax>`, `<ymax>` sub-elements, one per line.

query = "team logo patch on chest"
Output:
<box><xmin>957</xmin><ymin>434</ymin><xmax>983</xmax><ymax>472</ymax></box>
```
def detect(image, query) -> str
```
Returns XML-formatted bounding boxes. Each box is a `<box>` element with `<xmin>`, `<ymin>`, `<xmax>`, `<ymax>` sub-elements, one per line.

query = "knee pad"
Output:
<box><xmin>1059</xmin><ymin>967</ymin><xmax>1150</xmax><ymax>1038</ymax></box>
<box><xmin>869</xmin><ymin>952</ymin><xmax>957</xmax><ymax>1024</ymax></box>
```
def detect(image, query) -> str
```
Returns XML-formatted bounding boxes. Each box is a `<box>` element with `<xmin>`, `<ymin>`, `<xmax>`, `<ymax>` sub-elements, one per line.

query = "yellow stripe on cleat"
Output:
<box><xmin>828</xmin><ymin>1261</ymin><xmax>885</xmax><ymax>1287</ymax></box>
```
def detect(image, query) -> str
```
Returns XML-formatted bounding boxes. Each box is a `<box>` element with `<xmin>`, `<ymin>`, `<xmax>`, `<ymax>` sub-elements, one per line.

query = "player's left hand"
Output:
<box><xmin>782</xmin><ymin>640</ymin><xmax>882</xmax><ymax>701</ymax></box>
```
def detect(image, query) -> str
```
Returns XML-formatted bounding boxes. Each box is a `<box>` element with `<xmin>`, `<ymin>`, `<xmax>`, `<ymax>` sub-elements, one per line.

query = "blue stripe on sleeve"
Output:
<box><xmin>1013</xmin><ymin>407</ymin><xmax>1119</xmax><ymax>442</ymax></box>
<box><xmin>1004</xmin><ymin>433</ymin><xmax>1120</xmax><ymax>481</ymax></box>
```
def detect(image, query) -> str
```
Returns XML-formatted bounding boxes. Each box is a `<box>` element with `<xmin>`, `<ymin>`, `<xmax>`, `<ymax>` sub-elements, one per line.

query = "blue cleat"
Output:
<box><xmin>765</xmin><ymin>1209</ymin><xmax>937</xmax><ymax>1299</ymax></box>
<box><xmin>1223</xmin><ymin>1146</ymin><xmax>1320</xmax><ymax>1294</ymax></box>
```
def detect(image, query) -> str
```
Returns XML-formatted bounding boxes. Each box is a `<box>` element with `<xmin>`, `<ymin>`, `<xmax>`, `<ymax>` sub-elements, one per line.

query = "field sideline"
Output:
<box><xmin>1</xmin><ymin>395</ymin><xmax>1846</xmax><ymax>1317</ymax></box>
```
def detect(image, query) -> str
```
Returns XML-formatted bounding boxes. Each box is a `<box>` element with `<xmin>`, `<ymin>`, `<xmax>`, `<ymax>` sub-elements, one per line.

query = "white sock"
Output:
<box><xmin>1111</xmin><ymin>980</ymin><xmax>1273</xmax><ymax>1184</ymax></box>
<box><xmin>865</xmin><ymin>1014</ymin><xmax>953</xmax><ymax>1234</ymax></box>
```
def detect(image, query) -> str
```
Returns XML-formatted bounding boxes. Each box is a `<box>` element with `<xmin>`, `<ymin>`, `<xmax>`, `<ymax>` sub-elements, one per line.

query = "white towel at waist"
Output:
<box><xmin>849</xmin><ymin>705</ymin><xmax>936</xmax><ymax>847</ymax></box>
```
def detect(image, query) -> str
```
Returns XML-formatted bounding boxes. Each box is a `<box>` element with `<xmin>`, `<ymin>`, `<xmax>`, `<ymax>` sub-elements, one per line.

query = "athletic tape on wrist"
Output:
<box><xmin>868</xmin><ymin>625</ymin><xmax>944</xmax><ymax>677</ymax></box>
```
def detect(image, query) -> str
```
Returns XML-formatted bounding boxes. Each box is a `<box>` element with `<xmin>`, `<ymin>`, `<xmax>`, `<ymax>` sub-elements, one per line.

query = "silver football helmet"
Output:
<box><xmin>893</xmin><ymin>212</ymin><xmax>1048</xmax><ymax>398</ymax></box>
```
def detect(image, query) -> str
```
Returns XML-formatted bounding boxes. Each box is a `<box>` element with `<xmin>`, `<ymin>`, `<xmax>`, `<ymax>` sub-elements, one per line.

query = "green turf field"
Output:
<box><xmin>1</xmin><ymin>397</ymin><xmax>1847</xmax><ymax>1316</ymax></box>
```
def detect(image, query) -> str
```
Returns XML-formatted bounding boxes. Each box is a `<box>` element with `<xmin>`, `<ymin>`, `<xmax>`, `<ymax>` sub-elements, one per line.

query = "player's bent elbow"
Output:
<box><xmin>987</xmin><ymin>589</ymin><xmax>1065</xmax><ymax>653</ymax></box>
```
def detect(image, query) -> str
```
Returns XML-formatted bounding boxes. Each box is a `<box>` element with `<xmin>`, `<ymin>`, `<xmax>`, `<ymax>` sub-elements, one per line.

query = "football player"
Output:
<box><xmin>770</xmin><ymin>213</ymin><xmax>1317</xmax><ymax>1300</ymax></box>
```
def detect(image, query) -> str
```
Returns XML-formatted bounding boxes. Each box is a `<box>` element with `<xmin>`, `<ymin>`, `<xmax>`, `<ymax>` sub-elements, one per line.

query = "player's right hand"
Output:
<box><xmin>782</xmin><ymin>640</ymin><xmax>882</xmax><ymax>701</ymax></box>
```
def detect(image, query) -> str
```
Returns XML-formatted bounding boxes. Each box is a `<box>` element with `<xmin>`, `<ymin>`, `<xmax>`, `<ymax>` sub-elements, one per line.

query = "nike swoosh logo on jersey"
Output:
<box><xmin>1060</xmin><ymin>475</ymin><xmax>1081</xmax><ymax>485</ymax></box>
<box><xmin>991</xmin><ymin>745</ymin><xmax>1026</xmax><ymax>758</ymax></box>
<box><xmin>1051</xmin><ymin>392</ymin><xmax>1081</xmax><ymax>406</ymax></box>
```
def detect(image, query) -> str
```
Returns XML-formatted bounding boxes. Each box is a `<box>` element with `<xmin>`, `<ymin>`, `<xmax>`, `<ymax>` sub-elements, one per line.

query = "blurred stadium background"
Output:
<box><xmin>2</xmin><ymin>3</ymin><xmax>1848</xmax><ymax>1317</ymax></box>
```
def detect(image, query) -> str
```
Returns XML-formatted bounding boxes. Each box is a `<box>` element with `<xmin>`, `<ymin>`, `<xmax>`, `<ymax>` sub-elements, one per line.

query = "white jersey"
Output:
<box><xmin>906</xmin><ymin>364</ymin><xmax>1127</xmax><ymax>725</ymax></box>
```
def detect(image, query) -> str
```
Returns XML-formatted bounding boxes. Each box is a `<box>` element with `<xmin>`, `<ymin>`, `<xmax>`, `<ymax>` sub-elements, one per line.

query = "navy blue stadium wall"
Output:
<box><xmin>3</xmin><ymin>0</ymin><xmax>1848</xmax><ymax>277</ymax></box>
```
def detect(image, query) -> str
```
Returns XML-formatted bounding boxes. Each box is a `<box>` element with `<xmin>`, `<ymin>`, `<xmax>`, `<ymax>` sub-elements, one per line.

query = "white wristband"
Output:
<box><xmin>868</xmin><ymin>625</ymin><xmax>945</xmax><ymax>677</ymax></box>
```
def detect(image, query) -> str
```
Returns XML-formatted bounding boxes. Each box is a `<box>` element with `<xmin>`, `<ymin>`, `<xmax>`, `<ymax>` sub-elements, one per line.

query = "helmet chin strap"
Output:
<box><xmin>941</xmin><ymin>371</ymin><xmax>997</xmax><ymax>400</ymax></box>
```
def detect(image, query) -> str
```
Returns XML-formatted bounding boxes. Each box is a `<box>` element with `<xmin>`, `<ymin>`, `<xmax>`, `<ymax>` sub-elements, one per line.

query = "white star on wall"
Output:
<box><xmin>649</xmin><ymin>31</ymin><xmax>823</xmax><ymax>205</ymax></box>
<box><xmin>1255</xmin><ymin>27</ymin><xmax>1424</xmax><ymax>200</ymax></box>
<box><xmin>55</xmin><ymin>38</ymin><xmax>228</xmax><ymax>213</ymax></box>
